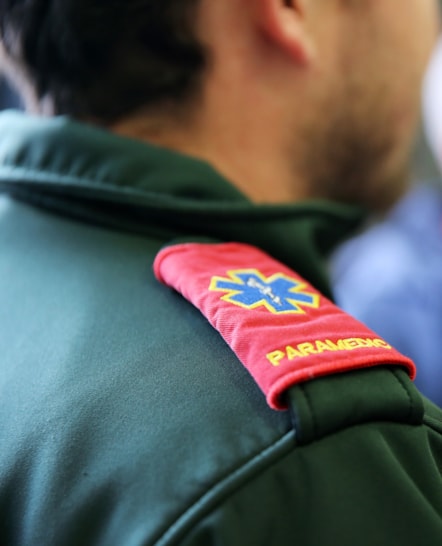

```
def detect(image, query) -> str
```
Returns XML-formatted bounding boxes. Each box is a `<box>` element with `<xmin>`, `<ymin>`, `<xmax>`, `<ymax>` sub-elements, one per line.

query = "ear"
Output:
<box><xmin>253</xmin><ymin>0</ymin><xmax>315</xmax><ymax>66</ymax></box>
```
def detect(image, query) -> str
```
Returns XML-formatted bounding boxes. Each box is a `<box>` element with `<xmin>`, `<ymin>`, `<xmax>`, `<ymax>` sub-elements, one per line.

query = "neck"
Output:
<box><xmin>112</xmin><ymin>99</ymin><xmax>308</xmax><ymax>205</ymax></box>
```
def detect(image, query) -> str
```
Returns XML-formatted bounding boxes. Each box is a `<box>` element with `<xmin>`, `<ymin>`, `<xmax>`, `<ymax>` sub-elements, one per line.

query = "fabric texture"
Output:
<box><xmin>0</xmin><ymin>111</ymin><xmax>441</xmax><ymax>545</ymax></box>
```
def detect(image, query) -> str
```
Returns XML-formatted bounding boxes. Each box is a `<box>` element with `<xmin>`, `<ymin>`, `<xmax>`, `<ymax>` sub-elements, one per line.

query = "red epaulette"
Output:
<box><xmin>154</xmin><ymin>242</ymin><xmax>415</xmax><ymax>410</ymax></box>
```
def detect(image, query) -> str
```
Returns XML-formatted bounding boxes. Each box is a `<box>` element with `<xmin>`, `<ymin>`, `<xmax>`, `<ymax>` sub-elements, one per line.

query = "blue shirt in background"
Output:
<box><xmin>332</xmin><ymin>183</ymin><xmax>442</xmax><ymax>407</ymax></box>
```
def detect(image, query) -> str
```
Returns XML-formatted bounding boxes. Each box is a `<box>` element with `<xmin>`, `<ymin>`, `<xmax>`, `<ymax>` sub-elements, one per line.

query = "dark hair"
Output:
<box><xmin>0</xmin><ymin>0</ymin><xmax>205</xmax><ymax>122</ymax></box>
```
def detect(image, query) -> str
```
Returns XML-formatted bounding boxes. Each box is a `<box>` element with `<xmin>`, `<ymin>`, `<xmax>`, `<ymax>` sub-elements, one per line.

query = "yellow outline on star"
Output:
<box><xmin>209</xmin><ymin>268</ymin><xmax>320</xmax><ymax>314</ymax></box>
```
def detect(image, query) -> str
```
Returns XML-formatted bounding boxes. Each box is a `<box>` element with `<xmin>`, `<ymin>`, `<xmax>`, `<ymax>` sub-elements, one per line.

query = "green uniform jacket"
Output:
<box><xmin>0</xmin><ymin>112</ymin><xmax>441</xmax><ymax>546</ymax></box>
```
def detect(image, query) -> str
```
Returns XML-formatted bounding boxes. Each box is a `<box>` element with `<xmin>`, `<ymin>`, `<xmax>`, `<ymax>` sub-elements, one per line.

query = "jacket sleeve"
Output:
<box><xmin>173</xmin><ymin>369</ymin><xmax>442</xmax><ymax>546</ymax></box>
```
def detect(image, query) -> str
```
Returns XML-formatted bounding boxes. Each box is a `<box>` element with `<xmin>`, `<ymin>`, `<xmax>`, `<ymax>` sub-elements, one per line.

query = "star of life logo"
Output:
<box><xmin>209</xmin><ymin>269</ymin><xmax>320</xmax><ymax>314</ymax></box>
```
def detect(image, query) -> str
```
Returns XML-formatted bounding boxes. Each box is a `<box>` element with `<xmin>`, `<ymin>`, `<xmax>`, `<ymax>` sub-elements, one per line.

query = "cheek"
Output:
<box><xmin>397</xmin><ymin>2</ymin><xmax>439</xmax><ymax>74</ymax></box>
<box><xmin>369</xmin><ymin>0</ymin><xmax>438</xmax><ymax>87</ymax></box>
<box><xmin>377</xmin><ymin>16</ymin><xmax>437</xmax><ymax>124</ymax></box>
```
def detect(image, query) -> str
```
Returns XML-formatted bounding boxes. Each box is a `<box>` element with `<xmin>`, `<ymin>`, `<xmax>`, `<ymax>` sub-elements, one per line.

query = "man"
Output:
<box><xmin>0</xmin><ymin>1</ymin><xmax>441</xmax><ymax>545</ymax></box>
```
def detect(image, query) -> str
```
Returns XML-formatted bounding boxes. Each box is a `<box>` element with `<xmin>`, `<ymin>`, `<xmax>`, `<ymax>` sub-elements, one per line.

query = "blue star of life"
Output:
<box><xmin>209</xmin><ymin>269</ymin><xmax>320</xmax><ymax>314</ymax></box>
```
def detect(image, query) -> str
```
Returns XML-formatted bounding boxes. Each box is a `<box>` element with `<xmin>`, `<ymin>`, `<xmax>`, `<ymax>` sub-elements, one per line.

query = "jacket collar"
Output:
<box><xmin>0</xmin><ymin>111</ymin><xmax>363</xmax><ymax>296</ymax></box>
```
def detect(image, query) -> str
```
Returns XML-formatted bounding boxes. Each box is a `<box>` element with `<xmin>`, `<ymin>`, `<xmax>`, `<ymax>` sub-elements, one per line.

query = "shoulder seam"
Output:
<box><xmin>153</xmin><ymin>430</ymin><xmax>295</xmax><ymax>546</ymax></box>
